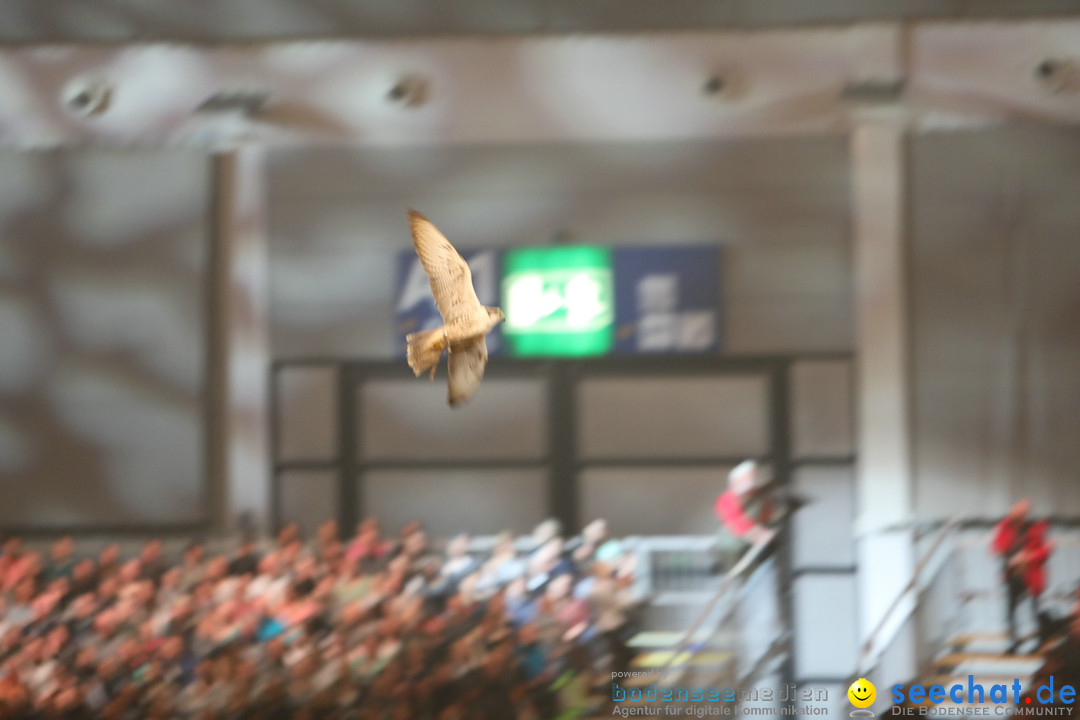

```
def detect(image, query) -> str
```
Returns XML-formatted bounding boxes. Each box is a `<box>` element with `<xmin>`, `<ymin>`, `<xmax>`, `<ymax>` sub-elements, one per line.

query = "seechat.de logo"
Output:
<box><xmin>891</xmin><ymin>675</ymin><xmax>1076</xmax><ymax>712</ymax></box>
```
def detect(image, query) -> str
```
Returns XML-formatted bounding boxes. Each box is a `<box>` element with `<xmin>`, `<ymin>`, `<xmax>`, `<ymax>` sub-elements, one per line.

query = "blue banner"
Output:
<box><xmin>393</xmin><ymin>245</ymin><xmax>721</xmax><ymax>357</ymax></box>
<box><xmin>612</xmin><ymin>246</ymin><xmax>721</xmax><ymax>354</ymax></box>
<box><xmin>393</xmin><ymin>248</ymin><xmax>504</xmax><ymax>358</ymax></box>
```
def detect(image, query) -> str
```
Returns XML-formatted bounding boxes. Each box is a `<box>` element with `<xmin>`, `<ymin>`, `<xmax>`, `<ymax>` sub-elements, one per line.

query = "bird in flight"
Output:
<box><xmin>405</xmin><ymin>209</ymin><xmax>505</xmax><ymax>407</ymax></box>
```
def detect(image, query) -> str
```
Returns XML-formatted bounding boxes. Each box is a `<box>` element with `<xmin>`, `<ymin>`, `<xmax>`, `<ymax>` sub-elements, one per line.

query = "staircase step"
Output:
<box><xmin>631</xmin><ymin>650</ymin><xmax>733</xmax><ymax>668</ymax></box>
<box><xmin>941</xmin><ymin>633</ymin><xmax>1013</xmax><ymax>655</ymax></box>
<box><xmin>932</xmin><ymin>653</ymin><xmax>1044</xmax><ymax>677</ymax></box>
<box><xmin>650</xmin><ymin>590</ymin><xmax>723</xmax><ymax>606</ymax></box>
<box><xmin>907</xmin><ymin>631</ymin><xmax>1052</xmax><ymax>719</ymax></box>
<box><xmin>947</xmin><ymin>632</ymin><xmax>1010</xmax><ymax>646</ymax></box>
<box><xmin>941</xmin><ymin>632</ymin><xmax>1045</xmax><ymax>657</ymax></box>
<box><xmin>628</xmin><ymin>631</ymin><xmax>733</xmax><ymax>649</ymax></box>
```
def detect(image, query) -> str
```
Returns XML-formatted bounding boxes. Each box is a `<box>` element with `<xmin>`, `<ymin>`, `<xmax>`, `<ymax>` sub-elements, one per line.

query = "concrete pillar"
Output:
<box><xmin>850</xmin><ymin>116</ymin><xmax>917</xmax><ymax>676</ymax></box>
<box><xmin>210</xmin><ymin>147</ymin><xmax>272</xmax><ymax>536</ymax></box>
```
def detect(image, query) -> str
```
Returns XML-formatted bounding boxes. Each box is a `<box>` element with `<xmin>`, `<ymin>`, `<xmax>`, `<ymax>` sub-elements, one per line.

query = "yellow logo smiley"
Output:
<box><xmin>848</xmin><ymin>678</ymin><xmax>876</xmax><ymax>709</ymax></box>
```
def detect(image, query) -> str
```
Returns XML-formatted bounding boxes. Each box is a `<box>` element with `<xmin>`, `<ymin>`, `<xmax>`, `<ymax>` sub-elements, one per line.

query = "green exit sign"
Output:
<box><xmin>501</xmin><ymin>246</ymin><xmax>614</xmax><ymax>357</ymax></box>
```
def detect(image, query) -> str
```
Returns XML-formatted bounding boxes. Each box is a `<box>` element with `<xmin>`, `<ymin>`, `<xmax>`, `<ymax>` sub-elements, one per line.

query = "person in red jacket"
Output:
<box><xmin>715</xmin><ymin>461</ymin><xmax>776</xmax><ymax>547</ymax></box>
<box><xmin>992</xmin><ymin>500</ymin><xmax>1053</xmax><ymax>653</ymax></box>
<box><xmin>709</xmin><ymin>461</ymin><xmax>777</xmax><ymax>574</ymax></box>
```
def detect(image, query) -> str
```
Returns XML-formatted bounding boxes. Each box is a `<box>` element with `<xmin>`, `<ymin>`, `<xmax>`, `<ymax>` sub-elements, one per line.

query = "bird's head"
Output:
<box><xmin>488</xmin><ymin>307</ymin><xmax>506</xmax><ymax>325</ymax></box>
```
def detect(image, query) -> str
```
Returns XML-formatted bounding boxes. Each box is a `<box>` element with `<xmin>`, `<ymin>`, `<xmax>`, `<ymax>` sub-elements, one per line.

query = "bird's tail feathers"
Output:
<box><xmin>406</xmin><ymin>327</ymin><xmax>445</xmax><ymax>380</ymax></box>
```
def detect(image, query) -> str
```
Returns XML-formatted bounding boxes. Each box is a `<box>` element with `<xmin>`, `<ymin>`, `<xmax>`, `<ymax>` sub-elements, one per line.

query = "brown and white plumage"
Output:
<box><xmin>404</xmin><ymin>209</ymin><xmax>504</xmax><ymax>407</ymax></box>
<box><xmin>447</xmin><ymin>336</ymin><xmax>488</xmax><ymax>407</ymax></box>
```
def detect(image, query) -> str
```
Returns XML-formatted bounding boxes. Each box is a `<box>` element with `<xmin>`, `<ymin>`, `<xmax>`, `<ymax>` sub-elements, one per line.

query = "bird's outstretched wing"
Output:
<box><xmin>447</xmin><ymin>336</ymin><xmax>488</xmax><ymax>407</ymax></box>
<box><xmin>408</xmin><ymin>209</ymin><xmax>483</xmax><ymax>330</ymax></box>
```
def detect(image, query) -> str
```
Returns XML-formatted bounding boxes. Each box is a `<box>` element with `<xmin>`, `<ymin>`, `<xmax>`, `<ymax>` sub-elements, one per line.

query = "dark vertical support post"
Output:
<box><xmin>269</xmin><ymin>362</ymin><xmax>282</xmax><ymax>533</ymax></box>
<box><xmin>339</xmin><ymin>363</ymin><xmax>360</xmax><ymax>536</ymax></box>
<box><xmin>770</xmin><ymin>361</ymin><xmax>798</xmax><ymax>700</ymax></box>
<box><xmin>205</xmin><ymin>152</ymin><xmax>227</xmax><ymax>534</ymax></box>
<box><xmin>548</xmin><ymin>362</ymin><xmax>579</xmax><ymax>534</ymax></box>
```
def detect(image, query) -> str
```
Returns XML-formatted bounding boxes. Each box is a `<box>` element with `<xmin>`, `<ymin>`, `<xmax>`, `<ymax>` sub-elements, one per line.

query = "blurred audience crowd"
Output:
<box><xmin>0</xmin><ymin>517</ymin><xmax>638</xmax><ymax>720</ymax></box>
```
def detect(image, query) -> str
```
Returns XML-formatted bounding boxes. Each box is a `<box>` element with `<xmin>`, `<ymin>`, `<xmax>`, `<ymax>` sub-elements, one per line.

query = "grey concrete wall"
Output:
<box><xmin>911</xmin><ymin>127</ymin><xmax>1080</xmax><ymax>519</ymax></box>
<box><xmin>0</xmin><ymin>149</ymin><xmax>211</xmax><ymax>528</ymax></box>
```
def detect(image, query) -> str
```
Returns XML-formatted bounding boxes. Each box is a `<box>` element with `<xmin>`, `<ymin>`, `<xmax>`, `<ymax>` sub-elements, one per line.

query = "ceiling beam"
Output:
<box><xmin>2</xmin><ymin>0</ymin><xmax>1080</xmax><ymax>43</ymax></box>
